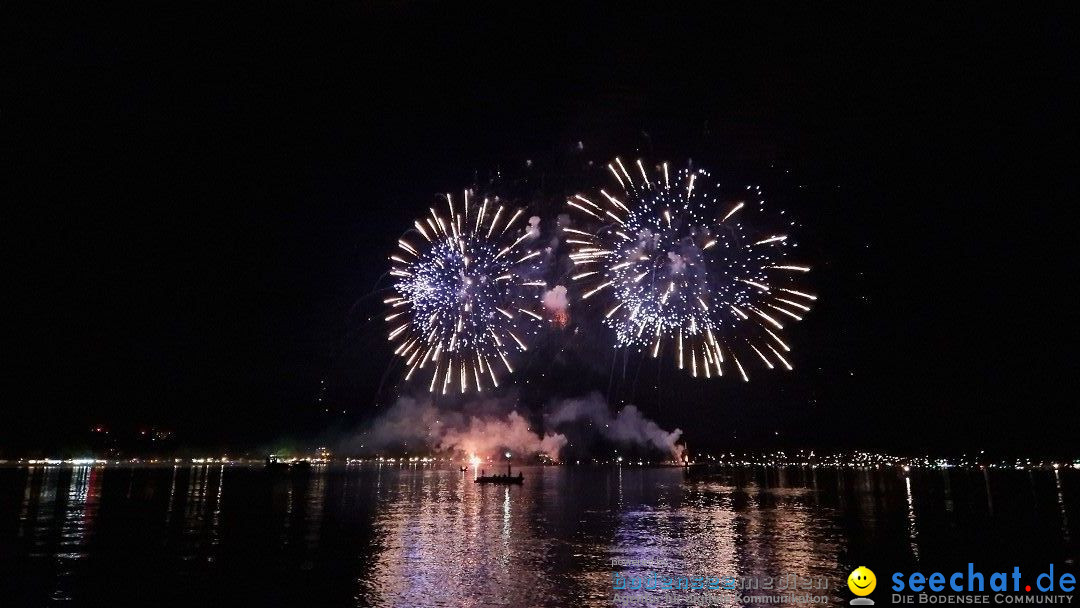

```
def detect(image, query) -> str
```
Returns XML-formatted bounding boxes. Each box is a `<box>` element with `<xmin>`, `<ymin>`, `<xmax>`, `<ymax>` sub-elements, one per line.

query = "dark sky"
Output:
<box><xmin>6</xmin><ymin>4</ymin><xmax>1076</xmax><ymax>456</ymax></box>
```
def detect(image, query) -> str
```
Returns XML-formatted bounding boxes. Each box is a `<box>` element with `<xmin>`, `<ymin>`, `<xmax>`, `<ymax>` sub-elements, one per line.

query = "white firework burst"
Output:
<box><xmin>387</xmin><ymin>190</ymin><xmax>547</xmax><ymax>393</ymax></box>
<box><xmin>565</xmin><ymin>158</ymin><xmax>815</xmax><ymax>381</ymax></box>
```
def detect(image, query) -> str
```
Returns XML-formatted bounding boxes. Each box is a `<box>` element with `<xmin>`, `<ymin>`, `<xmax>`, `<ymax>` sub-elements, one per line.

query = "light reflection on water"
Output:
<box><xmin>1057</xmin><ymin>470</ymin><xmax>1071</xmax><ymax>545</ymax></box>
<box><xmin>905</xmin><ymin>475</ymin><xmax>920</xmax><ymax>564</ymax></box>
<box><xmin>52</xmin><ymin>466</ymin><xmax>101</xmax><ymax>601</ymax></box>
<box><xmin>0</xmin><ymin>464</ymin><xmax>1075</xmax><ymax>607</ymax></box>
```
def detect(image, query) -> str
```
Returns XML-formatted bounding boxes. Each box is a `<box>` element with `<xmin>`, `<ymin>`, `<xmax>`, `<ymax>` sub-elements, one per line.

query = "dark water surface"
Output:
<box><xmin>0</xmin><ymin>464</ymin><xmax>1076</xmax><ymax>607</ymax></box>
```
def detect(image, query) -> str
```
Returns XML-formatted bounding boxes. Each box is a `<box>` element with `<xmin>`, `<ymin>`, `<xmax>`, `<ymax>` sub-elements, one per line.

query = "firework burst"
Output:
<box><xmin>565</xmin><ymin>158</ymin><xmax>815</xmax><ymax>381</ymax></box>
<box><xmin>387</xmin><ymin>190</ymin><xmax>547</xmax><ymax>394</ymax></box>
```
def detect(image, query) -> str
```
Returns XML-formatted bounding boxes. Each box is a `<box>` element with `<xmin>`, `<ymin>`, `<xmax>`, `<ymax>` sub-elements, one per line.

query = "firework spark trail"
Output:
<box><xmin>566</xmin><ymin>158</ymin><xmax>815</xmax><ymax>381</ymax></box>
<box><xmin>388</xmin><ymin>190</ymin><xmax>547</xmax><ymax>394</ymax></box>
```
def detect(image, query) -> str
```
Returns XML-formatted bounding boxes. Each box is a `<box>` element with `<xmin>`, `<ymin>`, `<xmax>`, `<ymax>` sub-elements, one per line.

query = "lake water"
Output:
<box><xmin>0</xmin><ymin>464</ymin><xmax>1075</xmax><ymax>606</ymax></box>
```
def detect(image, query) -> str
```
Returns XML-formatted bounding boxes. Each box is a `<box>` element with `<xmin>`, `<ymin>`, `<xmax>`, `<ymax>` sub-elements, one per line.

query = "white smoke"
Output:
<box><xmin>526</xmin><ymin>215</ymin><xmax>541</xmax><ymax>239</ymax></box>
<box><xmin>350</xmin><ymin>393</ymin><xmax>684</xmax><ymax>462</ymax></box>
<box><xmin>667</xmin><ymin>251</ymin><xmax>687</xmax><ymax>274</ymax></box>
<box><xmin>547</xmin><ymin>392</ymin><xmax>685</xmax><ymax>461</ymax></box>
<box><xmin>439</xmin><ymin>411</ymin><xmax>566</xmax><ymax>457</ymax></box>
<box><xmin>541</xmin><ymin>285</ymin><xmax>569</xmax><ymax>315</ymax></box>
<box><xmin>351</xmin><ymin>395</ymin><xmax>566</xmax><ymax>458</ymax></box>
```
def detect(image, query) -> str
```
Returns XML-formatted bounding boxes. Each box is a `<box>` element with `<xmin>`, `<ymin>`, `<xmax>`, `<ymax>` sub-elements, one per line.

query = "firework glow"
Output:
<box><xmin>566</xmin><ymin>158</ymin><xmax>815</xmax><ymax>381</ymax></box>
<box><xmin>387</xmin><ymin>190</ymin><xmax>547</xmax><ymax>393</ymax></box>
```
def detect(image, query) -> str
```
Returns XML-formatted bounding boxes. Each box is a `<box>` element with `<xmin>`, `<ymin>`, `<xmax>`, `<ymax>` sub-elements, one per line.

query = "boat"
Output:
<box><xmin>265</xmin><ymin>457</ymin><xmax>289</xmax><ymax>473</ymax></box>
<box><xmin>475</xmin><ymin>465</ymin><xmax>524</xmax><ymax>484</ymax></box>
<box><xmin>459</xmin><ymin>466</ymin><xmax>468</xmax><ymax>472</ymax></box>
<box><xmin>265</xmin><ymin>456</ymin><xmax>312</xmax><ymax>473</ymax></box>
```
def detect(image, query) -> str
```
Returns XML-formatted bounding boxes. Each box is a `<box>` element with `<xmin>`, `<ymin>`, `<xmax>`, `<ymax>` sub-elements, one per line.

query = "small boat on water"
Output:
<box><xmin>459</xmin><ymin>466</ymin><xmax>468</xmax><ymax>472</ymax></box>
<box><xmin>265</xmin><ymin>457</ymin><xmax>311</xmax><ymax>473</ymax></box>
<box><xmin>475</xmin><ymin>465</ymin><xmax>524</xmax><ymax>485</ymax></box>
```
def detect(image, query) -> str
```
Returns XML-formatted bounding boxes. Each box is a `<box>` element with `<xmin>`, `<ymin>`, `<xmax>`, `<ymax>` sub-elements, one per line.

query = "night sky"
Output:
<box><xmin>6</xmin><ymin>5</ymin><xmax>1076</xmax><ymax>456</ymax></box>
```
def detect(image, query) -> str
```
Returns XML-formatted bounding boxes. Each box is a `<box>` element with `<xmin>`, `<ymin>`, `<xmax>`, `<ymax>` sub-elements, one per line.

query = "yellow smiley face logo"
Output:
<box><xmin>848</xmin><ymin>566</ymin><xmax>876</xmax><ymax>596</ymax></box>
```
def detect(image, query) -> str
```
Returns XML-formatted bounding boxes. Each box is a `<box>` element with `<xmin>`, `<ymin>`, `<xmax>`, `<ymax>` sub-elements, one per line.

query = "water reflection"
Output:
<box><xmin>52</xmin><ymin>466</ymin><xmax>102</xmax><ymax>601</ymax></box>
<box><xmin>17</xmin><ymin>466</ymin><xmax>36</xmax><ymax>538</ymax></box>
<box><xmin>210</xmin><ymin>465</ymin><xmax>225</xmax><ymax>547</ymax></box>
<box><xmin>164</xmin><ymin>465</ymin><xmax>179</xmax><ymax>526</ymax></box>
<box><xmin>905</xmin><ymin>474</ymin><xmax>920</xmax><ymax>563</ymax></box>
<box><xmin>1055</xmin><ymin>469</ymin><xmax>1070</xmax><ymax>544</ymax></box>
<box><xmin>302</xmin><ymin>464</ymin><xmax>329</xmax><ymax>565</ymax></box>
<box><xmin>0</xmin><ymin>465</ymin><xmax>1075</xmax><ymax>607</ymax></box>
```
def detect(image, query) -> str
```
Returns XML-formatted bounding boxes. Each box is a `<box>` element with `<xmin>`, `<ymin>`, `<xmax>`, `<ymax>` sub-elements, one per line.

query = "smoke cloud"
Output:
<box><xmin>526</xmin><ymin>215</ymin><xmax>541</xmax><ymax>239</ymax></box>
<box><xmin>347</xmin><ymin>392</ymin><xmax>684</xmax><ymax>463</ymax></box>
<box><xmin>667</xmin><ymin>251</ymin><xmax>687</xmax><ymax>274</ymax></box>
<box><xmin>542</xmin><ymin>285</ymin><xmax>569</xmax><ymax>326</ymax></box>
<box><xmin>542</xmin><ymin>285</ymin><xmax>568</xmax><ymax>312</ymax></box>
<box><xmin>347</xmin><ymin>395</ymin><xmax>566</xmax><ymax>458</ymax></box>
<box><xmin>547</xmin><ymin>392</ymin><xmax>685</xmax><ymax>461</ymax></box>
